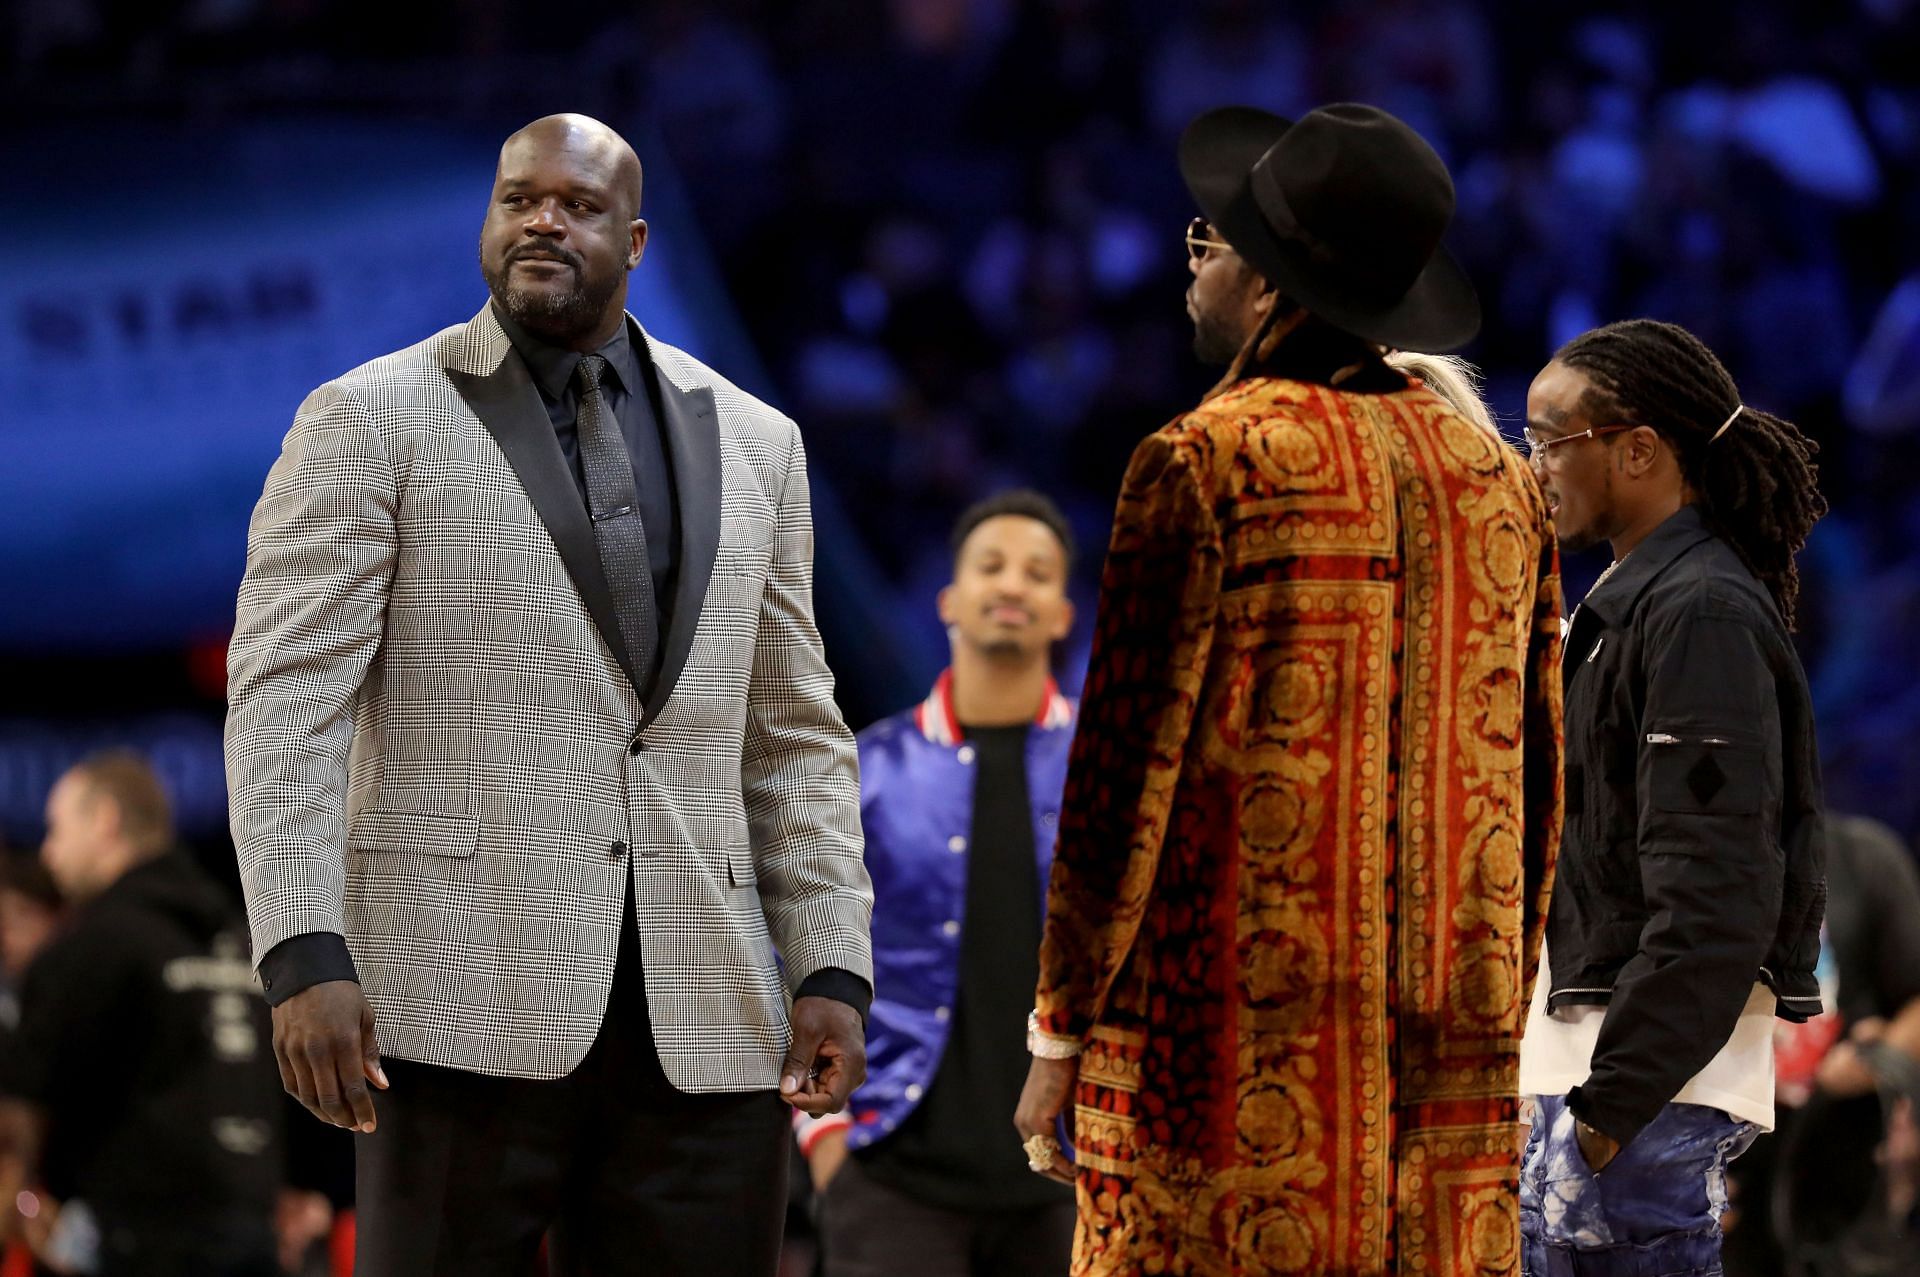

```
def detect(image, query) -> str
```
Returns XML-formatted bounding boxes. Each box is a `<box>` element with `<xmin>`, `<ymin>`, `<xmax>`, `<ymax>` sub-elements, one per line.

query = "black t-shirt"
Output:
<box><xmin>0</xmin><ymin>855</ymin><xmax>282</xmax><ymax>1241</ymax></box>
<box><xmin>858</xmin><ymin>723</ymin><xmax>1071</xmax><ymax>1211</ymax></box>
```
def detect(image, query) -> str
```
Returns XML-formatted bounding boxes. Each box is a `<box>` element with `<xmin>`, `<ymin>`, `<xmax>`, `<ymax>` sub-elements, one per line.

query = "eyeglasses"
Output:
<box><xmin>1186</xmin><ymin>217</ymin><xmax>1233</xmax><ymax>262</ymax></box>
<box><xmin>1521</xmin><ymin>423</ymin><xmax>1634</xmax><ymax>463</ymax></box>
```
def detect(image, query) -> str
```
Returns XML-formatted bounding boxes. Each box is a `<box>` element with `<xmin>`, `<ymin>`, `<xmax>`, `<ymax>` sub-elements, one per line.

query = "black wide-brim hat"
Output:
<box><xmin>1181</xmin><ymin>103</ymin><xmax>1481</xmax><ymax>354</ymax></box>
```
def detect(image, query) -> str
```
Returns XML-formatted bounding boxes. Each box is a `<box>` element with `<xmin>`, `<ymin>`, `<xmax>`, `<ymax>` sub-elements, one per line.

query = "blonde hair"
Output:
<box><xmin>1388</xmin><ymin>351</ymin><xmax>1499</xmax><ymax>437</ymax></box>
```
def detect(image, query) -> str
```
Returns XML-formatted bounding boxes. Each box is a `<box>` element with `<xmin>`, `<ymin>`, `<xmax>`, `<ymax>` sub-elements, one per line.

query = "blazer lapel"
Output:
<box><xmin>446</xmin><ymin>328</ymin><xmax>645</xmax><ymax>699</ymax></box>
<box><xmin>638</xmin><ymin>322</ymin><xmax>721</xmax><ymax>725</ymax></box>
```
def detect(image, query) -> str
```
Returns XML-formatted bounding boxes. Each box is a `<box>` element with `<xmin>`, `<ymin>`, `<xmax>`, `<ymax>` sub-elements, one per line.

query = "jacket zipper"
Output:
<box><xmin>1646</xmin><ymin>732</ymin><xmax>1732</xmax><ymax>746</ymax></box>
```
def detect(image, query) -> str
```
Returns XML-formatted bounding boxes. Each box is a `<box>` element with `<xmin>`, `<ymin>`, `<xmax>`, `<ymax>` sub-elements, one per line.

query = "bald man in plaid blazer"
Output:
<box><xmin>224</xmin><ymin>114</ymin><xmax>872</xmax><ymax>1275</ymax></box>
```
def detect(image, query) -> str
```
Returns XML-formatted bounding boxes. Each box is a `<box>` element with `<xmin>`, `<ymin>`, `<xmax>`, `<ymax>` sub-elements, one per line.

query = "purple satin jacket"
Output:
<box><xmin>798</xmin><ymin>670</ymin><xmax>1076</xmax><ymax>1153</ymax></box>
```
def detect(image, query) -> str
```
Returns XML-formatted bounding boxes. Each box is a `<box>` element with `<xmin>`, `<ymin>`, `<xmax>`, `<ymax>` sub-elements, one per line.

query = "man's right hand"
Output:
<box><xmin>271</xmin><ymin>980</ymin><xmax>388</xmax><ymax>1132</ymax></box>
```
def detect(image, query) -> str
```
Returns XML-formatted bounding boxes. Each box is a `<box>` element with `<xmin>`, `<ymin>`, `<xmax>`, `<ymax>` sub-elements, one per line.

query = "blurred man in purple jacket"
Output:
<box><xmin>798</xmin><ymin>490</ymin><xmax>1079</xmax><ymax>1277</ymax></box>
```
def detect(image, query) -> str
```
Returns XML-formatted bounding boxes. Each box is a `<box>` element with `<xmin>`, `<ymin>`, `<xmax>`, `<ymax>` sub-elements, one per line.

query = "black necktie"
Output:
<box><xmin>575</xmin><ymin>354</ymin><xmax>657</xmax><ymax>688</ymax></box>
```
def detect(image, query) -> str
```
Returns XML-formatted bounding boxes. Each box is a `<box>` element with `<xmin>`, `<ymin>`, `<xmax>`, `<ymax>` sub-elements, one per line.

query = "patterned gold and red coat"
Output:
<box><xmin>1035</xmin><ymin>373</ymin><xmax>1565</xmax><ymax>1276</ymax></box>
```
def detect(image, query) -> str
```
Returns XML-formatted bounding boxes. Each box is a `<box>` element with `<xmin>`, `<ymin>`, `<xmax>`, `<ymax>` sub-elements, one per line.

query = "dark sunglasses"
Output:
<box><xmin>1186</xmin><ymin>217</ymin><xmax>1233</xmax><ymax>262</ymax></box>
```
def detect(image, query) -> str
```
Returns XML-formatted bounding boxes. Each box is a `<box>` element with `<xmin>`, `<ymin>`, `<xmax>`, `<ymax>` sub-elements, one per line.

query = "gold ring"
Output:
<box><xmin>1022</xmin><ymin>1132</ymin><xmax>1063</xmax><ymax>1174</ymax></box>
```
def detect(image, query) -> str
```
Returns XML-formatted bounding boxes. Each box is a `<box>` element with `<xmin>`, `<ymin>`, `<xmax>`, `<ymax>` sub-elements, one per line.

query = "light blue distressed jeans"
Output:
<box><xmin>1520</xmin><ymin>1095</ymin><xmax>1760</xmax><ymax>1276</ymax></box>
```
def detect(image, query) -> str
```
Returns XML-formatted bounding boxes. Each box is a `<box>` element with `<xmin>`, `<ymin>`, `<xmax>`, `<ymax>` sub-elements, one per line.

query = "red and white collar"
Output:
<box><xmin>913</xmin><ymin>668</ymin><xmax>1072</xmax><ymax>747</ymax></box>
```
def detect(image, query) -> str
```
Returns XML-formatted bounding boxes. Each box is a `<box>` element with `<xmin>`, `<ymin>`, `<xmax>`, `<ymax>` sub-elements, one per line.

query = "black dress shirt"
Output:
<box><xmin>256</xmin><ymin>307</ymin><xmax>870</xmax><ymax>1021</ymax></box>
<box><xmin>492</xmin><ymin>304</ymin><xmax>679</xmax><ymax>669</ymax></box>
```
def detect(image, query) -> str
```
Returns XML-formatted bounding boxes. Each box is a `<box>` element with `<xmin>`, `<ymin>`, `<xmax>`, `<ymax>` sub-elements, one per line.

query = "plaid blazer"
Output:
<box><xmin>225</xmin><ymin>303</ymin><xmax>872</xmax><ymax>1089</ymax></box>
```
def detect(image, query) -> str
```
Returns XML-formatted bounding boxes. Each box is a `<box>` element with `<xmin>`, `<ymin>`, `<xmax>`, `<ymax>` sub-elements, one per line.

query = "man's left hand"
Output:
<box><xmin>782</xmin><ymin>997</ymin><xmax>866</xmax><ymax>1115</ymax></box>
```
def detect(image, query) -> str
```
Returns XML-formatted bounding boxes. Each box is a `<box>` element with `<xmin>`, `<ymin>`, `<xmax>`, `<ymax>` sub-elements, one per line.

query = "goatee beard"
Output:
<box><xmin>482</xmin><ymin>260</ymin><xmax>623</xmax><ymax>344</ymax></box>
<box><xmin>1556</xmin><ymin>523</ymin><xmax>1607</xmax><ymax>555</ymax></box>
<box><xmin>1192</xmin><ymin>313</ymin><xmax>1243</xmax><ymax>366</ymax></box>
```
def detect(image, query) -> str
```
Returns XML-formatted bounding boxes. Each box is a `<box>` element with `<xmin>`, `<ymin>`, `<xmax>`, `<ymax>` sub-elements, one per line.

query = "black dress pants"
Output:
<box><xmin>352</xmin><ymin>895</ymin><xmax>790</xmax><ymax>1276</ymax></box>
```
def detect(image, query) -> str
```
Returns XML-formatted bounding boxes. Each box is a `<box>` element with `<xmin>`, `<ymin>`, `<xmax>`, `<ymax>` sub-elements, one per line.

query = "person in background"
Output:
<box><xmin>0</xmin><ymin>751</ymin><xmax>283</xmax><ymax>1277</ymax></box>
<box><xmin>0</xmin><ymin>854</ymin><xmax>62</xmax><ymax>1033</ymax></box>
<box><xmin>1016</xmin><ymin>103</ymin><xmax>1564</xmax><ymax>1274</ymax></box>
<box><xmin>800</xmin><ymin>489</ymin><xmax>1078</xmax><ymax>1277</ymax></box>
<box><xmin>1725</xmin><ymin>813</ymin><xmax>1920</xmax><ymax>1275</ymax></box>
<box><xmin>0</xmin><ymin>853</ymin><xmax>62</xmax><ymax>1277</ymax></box>
<box><xmin>1518</xmin><ymin>318</ymin><xmax>1828</xmax><ymax>1276</ymax></box>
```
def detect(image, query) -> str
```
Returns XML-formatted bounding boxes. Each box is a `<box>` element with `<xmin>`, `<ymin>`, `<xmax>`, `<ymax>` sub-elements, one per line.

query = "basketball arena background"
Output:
<box><xmin>3</xmin><ymin>0</ymin><xmax>1918</xmax><ymax>871</ymax></box>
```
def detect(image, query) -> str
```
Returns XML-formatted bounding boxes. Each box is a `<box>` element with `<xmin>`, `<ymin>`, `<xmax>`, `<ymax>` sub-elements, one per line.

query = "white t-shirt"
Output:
<box><xmin>1519</xmin><ymin>941</ymin><xmax>1777</xmax><ymax>1132</ymax></box>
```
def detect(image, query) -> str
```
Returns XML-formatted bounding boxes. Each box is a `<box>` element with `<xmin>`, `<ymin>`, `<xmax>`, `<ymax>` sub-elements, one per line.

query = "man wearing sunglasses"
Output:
<box><xmin>1013</xmin><ymin>103</ymin><xmax>1564</xmax><ymax>1274</ymax></box>
<box><xmin>1517</xmin><ymin>320</ymin><xmax>1827</xmax><ymax>1277</ymax></box>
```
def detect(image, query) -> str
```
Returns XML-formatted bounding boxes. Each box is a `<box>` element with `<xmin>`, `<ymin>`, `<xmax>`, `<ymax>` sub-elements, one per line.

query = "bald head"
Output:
<box><xmin>481</xmin><ymin>112</ymin><xmax>650</xmax><ymax>350</ymax></box>
<box><xmin>501</xmin><ymin>114</ymin><xmax>643</xmax><ymax>220</ymax></box>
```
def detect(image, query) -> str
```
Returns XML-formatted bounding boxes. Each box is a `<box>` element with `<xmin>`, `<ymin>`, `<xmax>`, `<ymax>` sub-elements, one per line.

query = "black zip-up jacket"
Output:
<box><xmin>1551</xmin><ymin>504</ymin><xmax>1826</xmax><ymax>1147</ymax></box>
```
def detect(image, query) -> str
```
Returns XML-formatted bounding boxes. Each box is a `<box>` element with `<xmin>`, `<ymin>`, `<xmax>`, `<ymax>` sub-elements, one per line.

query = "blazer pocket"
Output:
<box><xmin>1645</xmin><ymin>734</ymin><xmax>1761</xmax><ymax>818</ymax></box>
<box><xmin>728</xmin><ymin>842</ymin><xmax>758</xmax><ymax>887</ymax></box>
<box><xmin>349</xmin><ymin>809</ymin><xmax>480</xmax><ymax>858</ymax></box>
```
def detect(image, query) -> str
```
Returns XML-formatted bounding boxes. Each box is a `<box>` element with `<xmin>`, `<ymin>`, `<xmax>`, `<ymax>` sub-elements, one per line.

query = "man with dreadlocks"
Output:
<box><xmin>1517</xmin><ymin>318</ymin><xmax>1829</xmax><ymax>1276</ymax></box>
<box><xmin>1012</xmin><ymin>103</ymin><xmax>1565</xmax><ymax>1275</ymax></box>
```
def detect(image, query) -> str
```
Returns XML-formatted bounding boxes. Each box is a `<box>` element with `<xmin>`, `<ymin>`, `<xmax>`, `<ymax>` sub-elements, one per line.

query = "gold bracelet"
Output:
<box><xmin>1026</xmin><ymin>1010</ymin><xmax>1083</xmax><ymax>1059</ymax></box>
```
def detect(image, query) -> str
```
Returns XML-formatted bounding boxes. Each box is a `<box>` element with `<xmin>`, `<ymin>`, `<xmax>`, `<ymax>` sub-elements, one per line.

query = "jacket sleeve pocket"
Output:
<box><xmin>1645</xmin><ymin>735</ymin><xmax>1762</xmax><ymax>818</ymax></box>
<box><xmin>349</xmin><ymin>809</ymin><xmax>480</xmax><ymax>858</ymax></box>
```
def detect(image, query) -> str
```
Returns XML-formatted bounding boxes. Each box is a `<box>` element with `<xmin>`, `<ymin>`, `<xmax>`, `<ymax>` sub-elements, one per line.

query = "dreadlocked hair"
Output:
<box><xmin>1556</xmin><ymin>318</ymin><xmax>1827</xmax><ymax>629</ymax></box>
